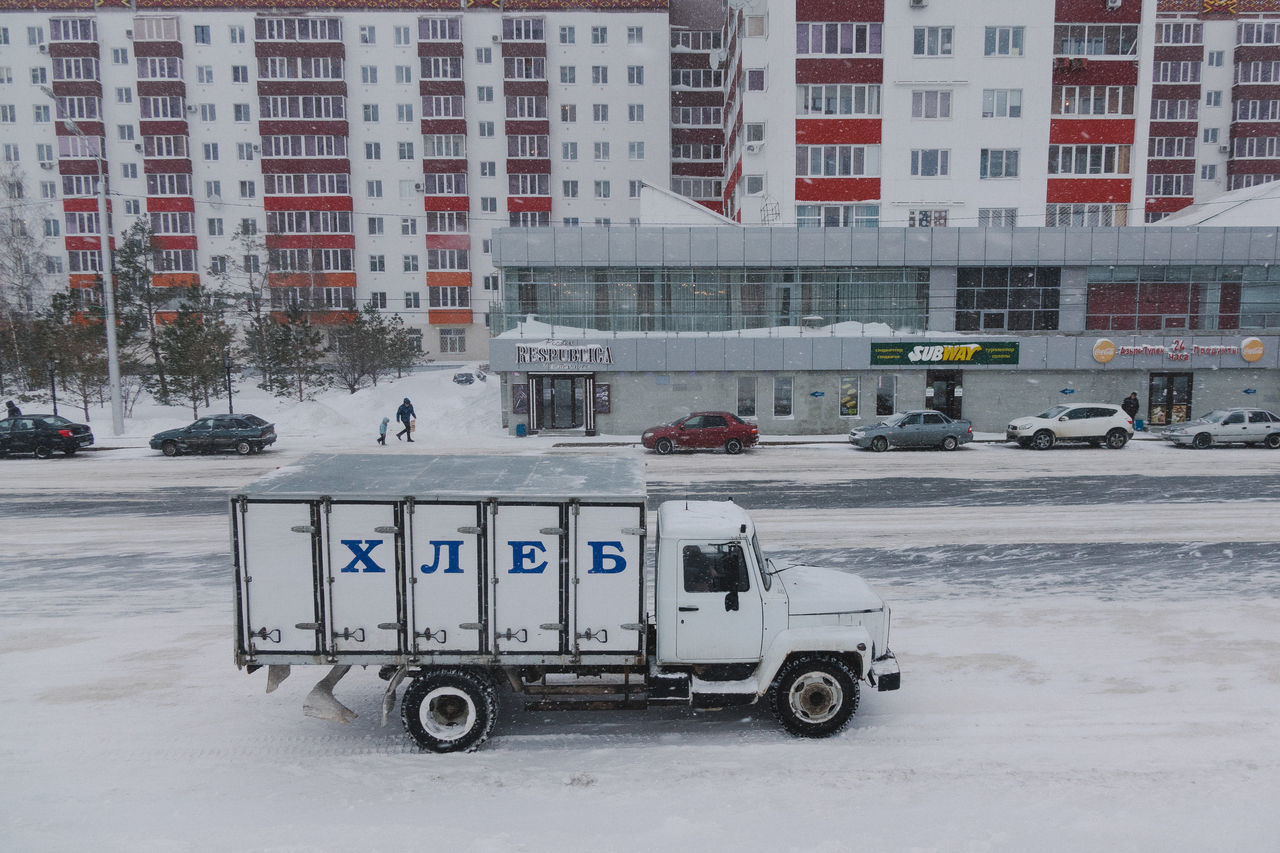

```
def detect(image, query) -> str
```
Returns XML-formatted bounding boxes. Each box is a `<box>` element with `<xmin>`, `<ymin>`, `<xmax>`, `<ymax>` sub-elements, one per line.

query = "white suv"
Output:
<box><xmin>1006</xmin><ymin>404</ymin><xmax>1134</xmax><ymax>450</ymax></box>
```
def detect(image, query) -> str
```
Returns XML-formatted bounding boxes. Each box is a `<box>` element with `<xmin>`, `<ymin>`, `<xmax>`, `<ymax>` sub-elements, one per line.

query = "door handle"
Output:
<box><xmin>678</xmin><ymin>606</ymin><xmax>699</xmax><ymax>612</ymax></box>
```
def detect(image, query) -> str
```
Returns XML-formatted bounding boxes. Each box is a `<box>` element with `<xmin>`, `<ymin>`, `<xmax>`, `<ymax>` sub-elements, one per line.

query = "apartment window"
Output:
<box><xmin>34</xmin><ymin>105</ymin><xmax>50</xmax><ymax>123</ymax></box>
<box><xmin>980</xmin><ymin>149</ymin><xmax>1019</xmax><ymax>178</ymax></box>
<box><xmin>911</xmin><ymin>90</ymin><xmax>952</xmax><ymax>119</ymax></box>
<box><xmin>232</xmin><ymin>65</ymin><xmax>248</xmax><ymax>84</ymax></box>
<box><xmin>370</xmin><ymin>255</ymin><xmax>385</xmax><ymax>272</ymax></box>
<box><xmin>230</xmin><ymin>25</ymin><xmax>245</xmax><ymax>44</ymax></box>
<box><xmin>367</xmin><ymin>180</ymin><xmax>383</xmax><ymax>198</ymax></box>
<box><xmin>978</xmin><ymin>208</ymin><xmax>1017</xmax><ymax>228</ymax></box>
<box><xmin>397</xmin><ymin>141</ymin><xmax>414</xmax><ymax>160</ymax></box>
<box><xmin>563</xmin><ymin>180</ymin><xmax>579</xmax><ymax>198</ymax></box>
<box><xmin>745</xmin><ymin>123</ymin><xmax>765</xmax><ymax>143</ymax></box>
<box><xmin>560</xmin><ymin>26</ymin><xmax>574</xmax><ymax>44</ymax></box>
<box><xmin>197</xmin><ymin>66</ymin><xmax>213</xmax><ymax>84</ymax></box>
<box><xmin>982</xmin><ymin>88</ymin><xmax>1022</xmax><ymax>118</ymax></box>
<box><xmin>628</xmin><ymin>141</ymin><xmax>644</xmax><ymax>160</ymax></box>
<box><xmin>1208</xmin><ymin>50</ymin><xmax>1224</xmax><ymax>67</ymax></box>
<box><xmin>203</xmin><ymin>142</ymin><xmax>219</xmax><ymax>161</ymax></box>
<box><xmin>480</xmin><ymin>161</ymin><xmax>496</xmax><ymax>177</ymax></box>
<box><xmin>112</xmin><ymin>47</ymin><xmax>128</xmax><ymax>64</ymax></box>
<box><xmin>403</xmin><ymin>255</ymin><xmax>419</xmax><ymax>272</ymax></box>
<box><xmin>561</xmin><ymin>104</ymin><xmax>577</xmax><ymax>122</ymax></box>
<box><xmin>365</xmin><ymin>142</ymin><xmax>381</xmax><ymax>160</ymax></box>
<box><xmin>478</xmin><ymin>121</ymin><xmax>495</xmax><ymax>137</ymax></box>
<box><xmin>591</xmin><ymin>26</ymin><xmax>607</xmax><ymax>44</ymax></box>
<box><xmin>361</xmin><ymin>66</ymin><xmax>377</xmax><ymax>84</ymax></box>
<box><xmin>369</xmin><ymin>292</ymin><xmax>387</xmax><ymax>310</ymax></box>
<box><xmin>200</xmin><ymin>104</ymin><xmax>216</xmax><ymax>122</ymax></box>
<box><xmin>561</xmin><ymin>66</ymin><xmax>576</xmax><ymax>84</ymax></box>
<box><xmin>233</xmin><ymin>104</ymin><xmax>251</xmax><ymax>122</ymax></box>
<box><xmin>796</xmin><ymin>144</ymin><xmax>880</xmax><ymax>176</ymax></box>
<box><xmin>360</xmin><ymin>25</ymin><xmax>375</xmax><ymax>44</ymax></box>
<box><xmin>1152</xmin><ymin>99</ymin><xmax>1199</xmax><ymax>121</ymax></box>
<box><xmin>2</xmin><ymin>144</ymin><xmax>18</xmax><ymax>162</ymax></box>
<box><xmin>1045</xmin><ymin>203</ymin><xmax>1127</xmax><ymax>227</ymax></box>
<box><xmin>562</xmin><ymin>141</ymin><xmax>578</xmax><ymax>160</ymax></box>
<box><xmin>1049</xmin><ymin>144</ymin><xmax>1130</xmax><ymax>175</ymax></box>
<box><xmin>747</xmin><ymin>69</ymin><xmax>766</xmax><ymax>91</ymax></box>
<box><xmin>477</xmin><ymin>86</ymin><xmax>494</xmax><ymax>102</ymax></box>
<box><xmin>984</xmin><ymin>27</ymin><xmax>1025</xmax><ymax>56</ymax></box>
<box><xmin>1206</xmin><ymin>90</ymin><xmax>1222</xmax><ymax>107</ymax></box>
<box><xmin>243</xmin><ymin>255</ymin><xmax>260</xmax><ymax>273</ymax></box>
<box><xmin>237</xmin><ymin>142</ymin><xmax>255</xmax><ymax>161</ymax></box>
<box><xmin>393</xmin><ymin>25</ymin><xmax>410</xmax><ymax>46</ymax></box>
<box><xmin>1053</xmin><ymin>85</ymin><xmax>1135</xmax><ymax>116</ymax></box>
<box><xmin>481</xmin><ymin>197</ymin><xmax>497</xmax><ymax>212</ymax></box>
<box><xmin>914</xmin><ymin>26</ymin><xmax>953</xmax><ymax>56</ymax></box>
<box><xmin>594</xmin><ymin>180</ymin><xmax>611</xmax><ymax>198</ymax></box>
<box><xmin>194</xmin><ymin>25</ymin><xmax>210</xmax><ymax>44</ymax></box>
<box><xmin>1149</xmin><ymin>137</ymin><xmax>1195</xmax><ymax>158</ymax></box>
<box><xmin>629</xmin><ymin>104</ymin><xmax>644</xmax><ymax>122</ymax></box>
<box><xmin>397</xmin><ymin>104</ymin><xmax>414</xmax><ymax>123</ymax></box>
<box><xmin>208</xmin><ymin>218</ymin><xmax>224</xmax><ymax>236</ymax></box>
<box><xmin>911</xmin><ymin>149</ymin><xmax>950</xmax><ymax>177</ymax></box>
<box><xmin>593</xmin><ymin>104</ymin><xmax>609</xmax><ymax>122</ymax></box>
<box><xmin>737</xmin><ymin>377</ymin><xmax>756</xmax><ymax>418</ymax></box>
<box><xmin>401</xmin><ymin>217</ymin><xmax>417</xmax><ymax>235</ymax></box>
<box><xmin>30</xmin><ymin>67</ymin><xmax>45</xmax><ymax>85</ymax></box>
<box><xmin>363</xmin><ymin>104</ymin><xmax>379</xmax><ymax>122</ymax></box>
<box><xmin>475</xmin><ymin>47</ymin><xmax>491</xmax><ymax>64</ymax></box>
<box><xmin>121</xmin><ymin>163</ymin><xmax>137</xmax><ymax>179</ymax></box>
<box><xmin>206</xmin><ymin>180</ymin><xmax>221</xmax><ymax>198</ymax></box>
<box><xmin>123</xmin><ymin>199</ymin><xmax>140</xmax><ymax>215</ymax></box>
<box><xmin>796</xmin><ymin>21</ymin><xmax>882</xmax><ymax>56</ymax></box>
<box><xmin>629</xmin><ymin>180</ymin><xmax>644</xmax><ymax>198</ymax></box>
<box><xmin>628</xmin><ymin>65</ymin><xmax>644</xmax><ymax>85</ymax></box>
<box><xmin>239</xmin><ymin>180</ymin><xmax>256</xmax><ymax>198</ymax></box>
<box><xmin>909</xmin><ymin>209</ymin><xmax>948</xmax><ymax>227</ymax></box>
<box><xmin>366</xmin><ymin>217</ymin><xmax>384</xmax><ymax>236</ymax></box>
<box><xmin>503</xmin><ymin>18</ymin><xmax>544</xmax><ymax>41</ymax></box>
<box><xmin>1201</xmin><ymin>165</ymin><xmax>1217</xmax><ymax>181</ymax></box>
<box><xmin>594</xmin><ymin>142</ymin><xmax>610</xmax><ymax>160</ymax></box>
<box><xmin>592</xmin><ymin>66</ymin><xmax>607</xmax><ymax>84</ymax></box>
<box><xmin>1204</xmin><ymin>128</ymin><xmax>1220</xmax><ymax>143</ymax></box>
<box><xmin>209</xmin><ymin>256</ymin><xmax>226</xmax><ymax>275</ymax></box>
<box><xmin>774</xmin><ymin>377</ymin><xmax>793</xmax><ymax>417</ymax></box>
<box><xmin>40</xmin><ymin>181</ymin><xmax>57</xmax><ymax>199</ymax></box>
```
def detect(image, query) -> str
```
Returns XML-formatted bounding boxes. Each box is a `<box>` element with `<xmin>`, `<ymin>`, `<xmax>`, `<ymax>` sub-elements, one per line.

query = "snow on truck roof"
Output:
<box><xmin>236</xmin><ymin>454</ymin><xmax>647</xmax><ymax>503</ymax></box>
<box><xmin>657</xmin><ymin>500</ymin><xmax>755</xmax><ymax>540</ymax></box>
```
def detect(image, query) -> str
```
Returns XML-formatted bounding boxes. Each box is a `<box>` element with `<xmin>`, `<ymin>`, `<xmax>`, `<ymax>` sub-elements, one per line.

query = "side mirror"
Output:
<box><xmin>1059</xmin><ymin>416</ymin><xmax>1069</xmax><ymax>422</ymax></box>
<box><xmin>724</xmin><ymin>589</ymin><xmax>739</xmax><ymax>612</ymax></box>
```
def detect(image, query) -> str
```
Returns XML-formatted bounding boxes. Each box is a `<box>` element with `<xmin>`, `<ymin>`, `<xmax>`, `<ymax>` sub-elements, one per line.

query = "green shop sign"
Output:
<box><xmin>870</xmin><ymin>341</ymin><xmax>1020</xmax><ymax>366</ymax></box>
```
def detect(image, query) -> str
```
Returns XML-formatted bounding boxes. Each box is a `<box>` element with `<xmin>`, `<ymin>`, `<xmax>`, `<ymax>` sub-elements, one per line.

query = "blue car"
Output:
<box><xmin>150</xmin><ymin>414</ymin><xmax>276</xmax><ymax>456</ymax></box>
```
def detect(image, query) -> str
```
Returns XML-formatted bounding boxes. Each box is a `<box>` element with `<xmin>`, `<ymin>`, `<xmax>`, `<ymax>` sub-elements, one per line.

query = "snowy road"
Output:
<box><xmin>2</xmin><ymin>440</ymin><xmax>1279</xmax><ymax>851</ymax></box>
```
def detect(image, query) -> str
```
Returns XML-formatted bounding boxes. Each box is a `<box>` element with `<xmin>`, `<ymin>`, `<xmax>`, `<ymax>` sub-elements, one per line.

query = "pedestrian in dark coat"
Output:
<box><xmin>1121</xmin><ymin>392</ymin><xmax>1140</xmax><ymax>420</ymax></box>
<box><xmin>5</xmin><ymin>400</ymin><xmax>19</xmax><ymax>418</ymax></box>
<box><xmin>395</xmin><ymin>398</ymin><xmax>416</xmax><ymax>442</ymax></box>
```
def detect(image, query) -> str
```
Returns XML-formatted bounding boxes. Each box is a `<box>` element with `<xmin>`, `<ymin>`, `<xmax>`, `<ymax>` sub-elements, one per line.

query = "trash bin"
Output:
<box><xmin>515</xmin><ymin>423</ymin><xmax>527</xmax><ymax>438</ymax></box>
<box><xmin>1135</xmin><ymin>419</ymin><xmax>1144</xmax><ymax>431</ymax></box>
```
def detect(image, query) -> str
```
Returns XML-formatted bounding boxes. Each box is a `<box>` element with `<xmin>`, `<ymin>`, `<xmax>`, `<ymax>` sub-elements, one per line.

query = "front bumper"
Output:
<box><xmin>868</xmin><ymin>651</ymin><xmax>900</xmax><ymax>692</ymax></box>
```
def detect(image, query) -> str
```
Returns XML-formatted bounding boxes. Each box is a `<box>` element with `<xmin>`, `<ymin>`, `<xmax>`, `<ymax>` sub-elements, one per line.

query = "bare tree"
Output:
<box><xmin>207</xmin><ymin>224</ymin><xmax>275</xmax><ymax>389</ymax></box>
<box><xmin>0</xmin><ymin>165</ymin><xmax>55</xmax><ymax>394</ymax></box>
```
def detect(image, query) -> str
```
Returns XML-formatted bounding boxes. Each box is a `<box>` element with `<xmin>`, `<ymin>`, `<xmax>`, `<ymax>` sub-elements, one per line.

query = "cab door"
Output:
<box><xmin>673</xmin><ymin>540</ymin><xmax>763</xmax><ymax>662</ymax></box>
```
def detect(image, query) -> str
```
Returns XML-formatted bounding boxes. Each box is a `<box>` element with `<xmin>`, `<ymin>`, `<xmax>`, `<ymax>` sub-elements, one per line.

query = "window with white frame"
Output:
<box><xmin>796</xmin><ymin>205</ymin><xmax>879</xmax><ymax>228</ymax></box>
<box><xmin>984</xmin><ymin>26</ymin><xmax>1024</xmax><ymax>56</ymax></box>
<box><xmin>594</xmin><ymin>141</ymin><xmax>610</xmax><ymax>160</ymax></box>
<box><xmin>627</xmin><ymin>65</ymin><xmax>644</xmax><ymax>85</ymax></box>
<box><xmin>592</xmin><ymin>103</ymin><xmax>608</xmax><ymax>122</ymax></box>
<box><xmin>439</xmin><ymin>328</ymin><xmax>466</xmax><ymax>353</ymax></box>
<box><xmin>796</xmin><ymin>22</ymin><xmax>882</xmax><ymax>56</ymax></box>
<box><xmin>913</xmin><ymin>26</ymin><xmax>953</xmax><ymax>56</ymax></box>
<box><xmin>982</xmin><ymin>88</ymin><xmax>1022</xmax><ymax>118</ymax></box>
<box><xmin>404</xmin><ymin>291</ymin><xmax>419</xmax><ymax>308</ymax></box>
<box><xmin>429</xmin><ymin>287</ymin><xmax>470</xmax><ymax>307</ymax></box>
<box><xmin>1153</xmin><ymin>61</ymin><xmax>1201</xmax><ymax>83</ymax></box>
<box><xmin>1145</xmin><ymin>174</ymin><xmax>1195</xmax><ymax>196</ymax></box>
<box><xmin>978</xmin><ymin>208</ymin><xmax>1017</xmax><ymax>228</ymax></box>
<box><xmin>1152</xmin><ymin>99</ymin><xmax>1199</xmax><ymax>120</ymax></box>
<box><xmin>773</xmin><ymin>376</ymin><xmax>793</xmax><ymax>417</ymax></box>
<box><xmin>796</xmin><ymin>83</ymin><xmax>881</xmax><ymax>117</ymax></box>
<box><xmin>910</xmin><ymin>149</ymin><xmax>950</xmax><ymax>177</ymax></box>
<box><xmin>594</xmin><ymin>180</ymin><xmax>611</xmax><ymax>198</ymax></box>
<box><xmin>908</xmin><ymin>209</ymin><xmax>949</xmax><ymax>227</ymax></box>
<box><xmin>1149</xmin><ymin>137</ymin><xmax>1194</xmax><ymax>158</ymax></box>
<box><xmin>795</xmin><ymin>144</ymin><xmax>880</xmax><ymax>177</ymax></box>
<box><xmin>911</xmin><ymin>90</ymin><xmax>952</xmax><ymax>119</ymax></box>
<box><xmin>1201</xmin><ymin>164</ymin><xmax>1218</xmax><ymax>181</ymax></box>
<box><xmin>1054</xmin><ymin>85</ymin><xmax>1135</xmax><ymax>116</ymax></box>
<box><xmin>627</xmin><ymin>25</ymin><xmax>643</xmax><ymax>44</ymax></box>
<box><xmin>629</xmin><ymin>104</ymin><xmax>644</xmax><ymax>122</ymax></box>
<box><xmin>591</xmin><ymin>25</ymin><xmax>606</xmax><ymax>44</ymax></box>
<box><xmin>628</xmin><ymin>141</ymin><xmax>644</xmax><ymax>160</ymax></box>
<box><xmin>562</xmin><ymin>141</ymin><xmax>578</xmax><ymax>160</ymax></box>
<box><xmin>1048</xmin><ymin>144</ymin><xmax>1130</xmax><ymax>175</ymax></box>
<box><xmin>1045</xmin><ymin>203</ymin><xmax>1127</xmax><ymax>226</ymax></box>
<box><xmin>980</xmin><ymin>148</ymin><xmax>1019</xmax><ymax>178</ymax></box>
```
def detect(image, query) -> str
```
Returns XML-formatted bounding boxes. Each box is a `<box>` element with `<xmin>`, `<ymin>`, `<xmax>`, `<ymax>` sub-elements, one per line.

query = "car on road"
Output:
<box><xmin>1161</xmin><ymin>408</ymin><xmax>1280</xmax><ymax>449</ymax></box>
<box><xmin>1006</xmin><ymin>404</ymin><xmax>1133</xmax><ymax>450</ymax></box>
<box><xmin>849</xmin><ymin>410</ymin><xmax>973</xmax><ymax>452</ymax></box>
<box><xmin>150</xmin><ymin>414</ymin><xmax>277</xmax><ymax>457</ymax></box>
<box><xmin>452</xmin><ymin>372</ymin><xmax>475</xmax><ymax>385</ymax></box>
<box><xmin>0</xmin><ymin>414</ymin><xmax>94</xmax><ymax>458</ymax></box>
<box><xmin>642</xmin><ymin>411</ymin><xmax>759</xmax><ymax>455</ymax></box>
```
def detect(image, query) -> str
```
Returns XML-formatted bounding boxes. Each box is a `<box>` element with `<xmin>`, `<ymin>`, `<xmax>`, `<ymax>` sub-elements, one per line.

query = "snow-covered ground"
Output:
<box><xmin>2</xmin><ymin>368</ymin><xmax>1279</xmax><ymax>852</ymax></box>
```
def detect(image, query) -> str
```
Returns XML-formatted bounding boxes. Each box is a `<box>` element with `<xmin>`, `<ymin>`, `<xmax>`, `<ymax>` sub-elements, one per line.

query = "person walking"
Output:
<box><xmin>1121</xmin><ymin>391</ymin><xmax>1140</xmax><ymax>420</ymax></box>
<box><xmin>395</xmin><ymin>398</ymin><xmax>416</xmax><ymax>442</ymax></box>
<box><xmin>377</xmin><ymin>416</ymin><xmax>389</xmax><ymax>445</ymax></box>
<box><xmin>5</xmin><ymin>400</ymin><xmax>20</xmax><ymax>418</ymax></box>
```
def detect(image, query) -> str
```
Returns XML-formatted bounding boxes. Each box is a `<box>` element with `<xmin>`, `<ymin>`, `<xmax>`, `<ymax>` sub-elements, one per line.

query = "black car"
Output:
<box><xmin>452</xmin><ymin>372</ymin><xmax>475</xmax><ymax>385</ymax></box>
<box><xmin>149</xmin><ymin>414</ymin><xmax>277</xmax><ymax>456</ymax></box>
<box><xmin>0</xmin><ymin>414</ymin><xmax>95</xmax><ymax>458</ymax></box>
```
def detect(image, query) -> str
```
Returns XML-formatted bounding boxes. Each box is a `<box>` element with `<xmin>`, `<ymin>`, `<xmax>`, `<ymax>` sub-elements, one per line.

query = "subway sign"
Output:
<box><xmin>870</xmin><ymin>341</ymin><xmax>1020</xmax><ymax>366</ymax></box>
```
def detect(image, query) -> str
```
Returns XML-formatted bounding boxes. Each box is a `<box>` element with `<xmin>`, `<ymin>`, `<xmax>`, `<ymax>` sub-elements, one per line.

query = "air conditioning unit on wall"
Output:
<box><xmin>745</xmin><ymin>142</ymin><xmax>762</xmax><ymax>153</ymax></box>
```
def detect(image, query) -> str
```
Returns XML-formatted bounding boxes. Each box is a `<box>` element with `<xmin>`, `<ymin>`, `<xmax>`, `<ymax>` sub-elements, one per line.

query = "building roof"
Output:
<box><xmin>1157</xmin><ymin>182</ymin><xmax>1280</xmax><ymax>227</ymax></box>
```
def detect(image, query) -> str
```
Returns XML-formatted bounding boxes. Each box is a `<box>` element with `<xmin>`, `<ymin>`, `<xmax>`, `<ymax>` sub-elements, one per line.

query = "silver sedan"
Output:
<box><xmin>849</xmin><ymin>410</ymin><xmax>974</xmax><ymax>452</ymax></box>
<box><xmin>1162</xmin><ymin>408</ymin><xmax>1280</xmax><ymax>449</ymax></box>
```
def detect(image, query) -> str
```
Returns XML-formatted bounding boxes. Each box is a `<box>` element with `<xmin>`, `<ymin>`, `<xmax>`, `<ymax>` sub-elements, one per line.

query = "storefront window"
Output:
<box><xmin>737</xmin><ymin>376</ymin><xmax>757</xmax><ymax>417</ymax></box>
<box><xmin>840</xmin><ymin>377</ymin><xmax>859</xmax><ymax>416</ymax></box>
<box><xmin>876</xmin><ymin>375</ymin><xmax>896</xmax><ymax>416</ymax></box>
<box><xmin>1085</xmin><ymin>265</ymin><xmax>1280</xmax><ymax>330</ymax></box>
<box><xmin>773</xmin><ymin>376</ymin><xmax>793</xmax><ymax>417</ymax></box>
<box><xmin>956</xmin><ymin>267</ymin><xmax>1060</xmax><ymax>331</ymax></box>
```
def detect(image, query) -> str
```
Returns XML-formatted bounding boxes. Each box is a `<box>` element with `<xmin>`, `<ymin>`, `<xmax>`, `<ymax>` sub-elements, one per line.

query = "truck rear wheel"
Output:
<box><xmin>770</xmin><ymin>655</ymin><xmax>859</xmax><ymax>738</ymax></box>
<box><xmin>401</xmin><ymin>669</ymin><xmax>497</xmax><ymax>753</ymax></box>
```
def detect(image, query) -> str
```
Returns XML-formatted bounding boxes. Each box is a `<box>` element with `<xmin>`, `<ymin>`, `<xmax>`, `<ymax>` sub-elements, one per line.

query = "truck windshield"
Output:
<box><xmin>751</xmin><ymin>534</ymin><xmax>770</xmax><ymax>591</ymax></box>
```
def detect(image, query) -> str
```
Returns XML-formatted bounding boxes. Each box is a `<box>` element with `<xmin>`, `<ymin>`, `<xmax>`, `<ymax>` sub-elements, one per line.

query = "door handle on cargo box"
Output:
<box><xmin>497</xmin><ymin>628</ymin><xmax>528</xmax><ymax>643</ymax></box>
<box><xmin>415</xmin><ymin>627</ymin><xmax>447</xmax><ymax>644</ymax></box>
<box><xmin>678</xmin><ymin>606</ymin><xmax>699</xmax><ymax>612</ymax></box>
<box><xmin>576</xmin><ymin>628</ymin><xmax>608</xmax><ymax>643</ymax></box>
<box><xmin>250</xmin><ymin>627</ymin><xmax>281</xmax><ymax>643</ymax></box>
<box><xmin>333</xmin><ymin>627</ymin><xmax>366</xmax><ymax>643</ymax></box>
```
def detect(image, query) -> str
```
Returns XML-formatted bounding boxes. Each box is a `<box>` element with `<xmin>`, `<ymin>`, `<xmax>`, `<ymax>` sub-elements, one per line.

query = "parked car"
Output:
<box><xmin>849</xmin><ymin>410</ymin><xmax>973</xmax><ymax>452</ymax></box>
<box><xmin>452</xmin><ymin>372</ymin><xmax>475</xmax><ymax>385</ymax></box>
<box><xmin>642</xmin><ymin>411</ymin><xmax>759</xmax><ymax>455</ymax></box>
<box><xmin>1006</xmin><ymin>404</ymin><xmax>1133</xmax><ymax>450</ymax></box>
<box><xmin>150</xmin><ymin>414</ymin><xmax>276</xmax><ymax>456</ymax></box>
<box><xmin>1161</xmin><ymin>408</ymin><xmax>1280</xmax><ymax>449</ymax></box>
<box><xmin>0</xmin><ymin>414</ymin><xmax>94</xmax><ymax>458</ymax></box>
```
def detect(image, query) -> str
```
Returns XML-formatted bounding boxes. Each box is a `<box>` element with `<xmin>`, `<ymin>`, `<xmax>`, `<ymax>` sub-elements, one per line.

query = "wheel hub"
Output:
<box><xmin>788</xmin><ymin>673</ymin><xmax>842</xmax><ymax>724</ymax></box>
<box><xmin>421</xmin><ymin>688</ymin><xmax>476</xmax><ymax>740</ymax></box>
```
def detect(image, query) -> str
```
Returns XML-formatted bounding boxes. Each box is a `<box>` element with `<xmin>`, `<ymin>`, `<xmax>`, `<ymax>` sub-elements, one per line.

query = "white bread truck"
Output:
<box><xmin>232</xmin><ymin>455</ymin><xmax>899</xmax><ymax>752</ymax></box>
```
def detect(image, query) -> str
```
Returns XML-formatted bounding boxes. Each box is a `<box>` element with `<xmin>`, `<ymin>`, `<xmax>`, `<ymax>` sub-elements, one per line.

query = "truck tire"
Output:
<box><xmin>770</xmin><ymin>655</ymin><xmax>859</xmax><ymax>738</ymax></box>
<box><xmin>401</xmin><ymin>669</ymin><xmax>497</xmax><ymax>753</ymax></box>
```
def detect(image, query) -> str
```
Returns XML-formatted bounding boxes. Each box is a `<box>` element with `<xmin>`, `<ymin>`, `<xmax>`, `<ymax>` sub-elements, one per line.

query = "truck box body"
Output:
<box><xmin>233</xmin><ymin>455</ymin><xmax>647</xmax><ymax>668</ymax></box>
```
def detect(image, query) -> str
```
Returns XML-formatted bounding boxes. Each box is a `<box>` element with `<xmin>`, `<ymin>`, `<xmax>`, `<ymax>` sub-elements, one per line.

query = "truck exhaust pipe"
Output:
<box><xmin>303</xmin><ymin>664</ymin><xmax>357</xmax><ymax>723</ymax></box>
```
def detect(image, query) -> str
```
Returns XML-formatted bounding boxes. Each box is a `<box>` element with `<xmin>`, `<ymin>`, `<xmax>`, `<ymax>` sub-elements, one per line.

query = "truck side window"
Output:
<box><xmin>683</xmin><ymin>544</ymin><xmax>749</xmax><ymax>594</ymax></box>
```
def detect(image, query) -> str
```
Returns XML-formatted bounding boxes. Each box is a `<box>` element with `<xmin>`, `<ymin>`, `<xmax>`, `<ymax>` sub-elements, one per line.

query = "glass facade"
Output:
<box><xmin>494</xmin><ymin>266</ymin><xmax>930</xmax><ymax>333</ymax></box>
<box><xmin>1085</xmin><ymin>265</ymin><xmax>1280</xmax><ymax>331</ymax></box>
<box><xmin>956</xmin><ymin>267</ymin><xmax>1061</xmax><ymax>331</ymax></box>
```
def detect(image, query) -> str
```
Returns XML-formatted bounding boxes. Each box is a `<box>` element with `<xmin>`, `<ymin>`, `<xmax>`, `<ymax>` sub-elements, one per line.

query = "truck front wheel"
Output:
<box><xmin>401</xmin><ymin>669</ymin><xmax>497</xmax><ymax>753</ymax></box>
<box><xmin>770</xmin><ymin>655</ymin><xmax>859</xmax><ymax>738</ymax></box>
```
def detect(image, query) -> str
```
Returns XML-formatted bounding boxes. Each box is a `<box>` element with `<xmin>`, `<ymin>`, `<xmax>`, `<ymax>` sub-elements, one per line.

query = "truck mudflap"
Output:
<box><xmin>868</xmin><ymin>651</ymin><xmax>901</xmax><ymax>692</ymax></box>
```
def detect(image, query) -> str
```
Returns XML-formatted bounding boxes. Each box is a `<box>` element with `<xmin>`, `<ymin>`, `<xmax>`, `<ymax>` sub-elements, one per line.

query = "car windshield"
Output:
<box><xmin>883</xmin><ymin>414</ymin><xmax>910</xmax><ymax>427</ymax></box>
<box><xmin>1036</xmin><ymin>406</ymin><xmax>1071</xmax><ymax>418</ymax></box>
<box><xmin>37</xmin><ymin>416</ymin><xmax>72</xmax><ymax>426</ymax></box>
<box><xmin>239</xmin><ymin>415</ymin><xmax>268</xmax><ymax>426</ymax></box>
<box><xmin>1190</xmin><ymin>410</ymin><xmax>1229</xmax><ymax>424</ymax></box>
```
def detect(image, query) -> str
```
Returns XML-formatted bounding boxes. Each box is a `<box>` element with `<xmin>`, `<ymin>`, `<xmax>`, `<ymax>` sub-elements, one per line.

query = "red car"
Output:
<box><xmin>641</xmin><ymin>411</ymin><xmax>759</xmax><ymax>455</ymax></box>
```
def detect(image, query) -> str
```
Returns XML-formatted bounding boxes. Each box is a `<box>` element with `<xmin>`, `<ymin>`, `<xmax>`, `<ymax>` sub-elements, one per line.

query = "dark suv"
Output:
<box><xmin>0</xmin><ymin>414</ymin><xmax>95</xmax><ymax>458</ymax></box>
<box><xmin>150</xmin><ymin>414</ymin><xmax>277</xmax><ymax>456</ymax></box>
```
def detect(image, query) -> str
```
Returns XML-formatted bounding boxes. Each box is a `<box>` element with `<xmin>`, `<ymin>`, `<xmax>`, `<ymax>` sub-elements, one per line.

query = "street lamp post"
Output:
<box><xmin>46</xmin><ymin>356</ymin><xmax>58</xmax><ymax>416</ymax></box>
<box><xmin>224</xmin><ymin>351</ymin><xmax>234</xmax><ymax>414</ymax></box>
<box><xmin>42</xmin><ymin>86</ymin><xmax>124</xmax><ymax>435</ymax></box>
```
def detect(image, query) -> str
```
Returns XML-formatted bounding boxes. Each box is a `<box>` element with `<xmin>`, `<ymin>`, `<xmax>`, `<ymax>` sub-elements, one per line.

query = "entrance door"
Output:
<box><xmin>1148</xmin><ymin>372</ymin><xmax>1192</xmax><ymax>426</ymax></box>
<box><xmin>925</xmin><ymin>370</ymin><xmax>963</xmax><ymax>419</ymax></box>
<box><xmin>532</xmin><ymin>375</ymin><xmax>587</xmax><ymax>430</ymax></box>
